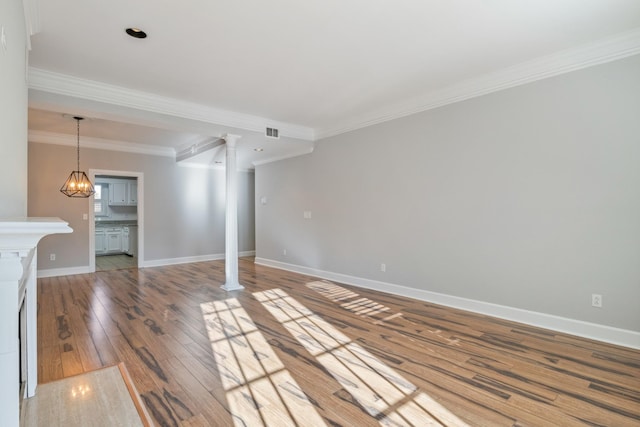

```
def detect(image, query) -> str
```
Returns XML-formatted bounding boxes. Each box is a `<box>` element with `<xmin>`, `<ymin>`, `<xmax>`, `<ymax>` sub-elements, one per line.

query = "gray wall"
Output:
<box><xmin>0</xmin><ymin>0</ymin><xmax>28</xmax><ymax>217</ymax></box>
<box><xmin>29</xmin><ymin>143</ymin><xmax>255</xmax><ymax>269</ymax></box>
<box><xmin>255</xmin><ymin>54</ymin><xmax>640</xmax><ymax>332</ymax></box>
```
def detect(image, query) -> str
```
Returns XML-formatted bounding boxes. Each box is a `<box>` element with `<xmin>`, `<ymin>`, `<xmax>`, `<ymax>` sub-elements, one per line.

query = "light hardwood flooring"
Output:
<box><xmin>36</xmin><ymin>258</ymin><xmax>640</xmax><ymax>426</ymax></box>
<box><xmin>96</xmin><ymin>254</ymin><xmax>137</xmax><ymax>271</ymax></box>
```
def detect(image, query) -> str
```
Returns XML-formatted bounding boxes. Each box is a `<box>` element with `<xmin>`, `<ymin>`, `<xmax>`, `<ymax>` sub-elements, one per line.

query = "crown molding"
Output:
<box><xmin>252</xmin><ymin>146</ymin><xmax>315</xmax><ymax>167</ymax></box>
<box><xmin>27</xmin><ymin>68</ymin><xmax>316</xmax><ymax>141</ymax></box>
<box><xmin>29</xmin><ymin>130</ymin><xmax>176</xmax><ymax>157</ymax></box>
<box><xmin>316</xmin><ymin>27</ymin><xmax>640</xmax><ymax>140</ymax></box>
<box><xmin>27</xmin><ymin>28</ymin><xmax>640</xmax><ymax>143</ymax></box>
<box><xmin>176</xmin><ymin>162</ymin><xmax>254</xmax><ymax>173</ymax></box>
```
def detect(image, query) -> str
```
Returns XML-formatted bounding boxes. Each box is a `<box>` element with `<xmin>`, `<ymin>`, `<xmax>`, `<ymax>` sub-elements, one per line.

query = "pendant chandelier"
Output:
<box><xmin>60</xmin><ymin>116</ymin><xmax>95</xmax><ymax>198</ymax></box>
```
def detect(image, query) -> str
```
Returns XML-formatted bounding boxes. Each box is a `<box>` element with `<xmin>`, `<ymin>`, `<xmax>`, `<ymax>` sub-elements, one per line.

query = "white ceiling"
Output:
<box><xmin>26</xmin><ymin>0</ymin><xmax>640</xmax><ymax>169</ymax></box>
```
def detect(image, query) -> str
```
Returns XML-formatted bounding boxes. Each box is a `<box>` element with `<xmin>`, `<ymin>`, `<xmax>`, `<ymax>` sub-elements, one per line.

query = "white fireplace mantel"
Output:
<box><xmin>0</xmin><ymin>217</ymin><xmax>72</xmax><ymax>427</ymax></box>
<box><xmin>0</xmin><ymin>217</ymin><xmax>73</xmax><ymax>250</ymax></box>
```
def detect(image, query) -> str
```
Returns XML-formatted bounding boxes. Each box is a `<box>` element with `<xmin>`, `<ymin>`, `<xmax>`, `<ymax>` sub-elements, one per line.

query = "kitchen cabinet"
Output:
<box><xmin>122</xmin><ymin>227</ymin><xmax>130</xmax><ymax>254</ymax></box>
<box><xmin>108</xmin><ymin>181</ymin><xmax>137</xmax><ymax>206</ymax></box>
<box><xmin>96</xmin><ymin>225</ymin><xmax>137</xmax><ymax>256</ymax></box>
<box><xmin>127</xmin><ymin>225</ymin><xmax>138</xmax><ymax>257</ymax></box>
<box><xmin>106</xmin><ymin>227</ymin><xmax>122</xmax><ymax>253</ymax></box>
<box><xmin>129</xmin><ymin>182</ymin><xmax>138</xmax><ymax>205</ymax></box>
<box><xmin>95</xmin><ymin>229</ymin><xmax>106</xmax><ymax>254</ymax></box>
<box><xmin>109</xmin><ymin>182</ymin><xmax>127</xmax><ymax>205</ymax></box>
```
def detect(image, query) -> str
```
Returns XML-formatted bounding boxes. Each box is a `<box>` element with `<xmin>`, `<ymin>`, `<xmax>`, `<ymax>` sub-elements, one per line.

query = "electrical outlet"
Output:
<box><xmin>283</xmin><ymin>249</ymin><xmax>287</xmax><ymax>256</ymax></box>
<box><xmin>591</xmin><ymin>294</ymin><xmax>602</xmax><ymax>308</ymax></box>
<box><xmin>50</xmin><ymin>253</ymin><xmax>56</xmax><ymax>261</ymax></box>
<box><xmin>380</xmin><ymin>263</ymin><xmax>386</xmax><ymax>272</ymax></box>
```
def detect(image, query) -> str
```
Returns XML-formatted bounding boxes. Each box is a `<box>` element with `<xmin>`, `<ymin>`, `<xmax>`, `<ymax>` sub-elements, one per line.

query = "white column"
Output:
<box><xmin>221</xmin><ymin>134</ymin><xmax>244</xmax><ymax>291</ymax></box>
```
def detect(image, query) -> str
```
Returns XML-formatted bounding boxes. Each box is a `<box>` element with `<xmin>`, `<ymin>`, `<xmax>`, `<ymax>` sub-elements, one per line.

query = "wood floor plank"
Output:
<box><xmin>162</xmin><ymin>357</ymin><xmax>231</xmax><ymax>424</ymax></box>
<box><xmin>59</xmin><ymin>339</ymin><xmax>84</xmax><ymax>377</ymax></box>
<box><xmin>106</xmin><ymin>334</ymin><xmax>160</xmax><ymax>393</ymax></box>
<box><xmin>38</xmin><ymin>344</ymin><xmax>62</xmax><ymax>383</ymax></box>
<box><xmin>34</xmin><ymin>259</ymin><xmax>640</xmax><ymax>426</ymax></box>
<box><xmin>87</xmin><ymin>327</ymin><xmax>120</xmax><ymax>368</ymax></box>
<box><xmin>75</xmin><ymin>333</ymin><xmax>104</xmax><ymax>372</ymax></box>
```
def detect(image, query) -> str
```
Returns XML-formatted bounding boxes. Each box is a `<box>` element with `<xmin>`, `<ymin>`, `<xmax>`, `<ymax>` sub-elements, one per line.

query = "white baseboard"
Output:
<box><xmin>254</xmin><ymin>257</ymin><xmax>640</xmax><ymax>350</ymax></box>
<box><xmin>142</xmin><ymin>250</ymin><xmax>256</xmax><ymax>268</ymax></box>
<box><xmin>142</xmin><ymin>253</ymin><xmax>224</xmax><ymax>268</ymax></box>
<box><xmin>38</xmin><ymin>251</ymin><xmax>256</xmax><ymax>276</ymax></box>
<box><xmin>38</xmin><ymin>266</ymin><xmax>93</xmax><ymax>278</ymax></box>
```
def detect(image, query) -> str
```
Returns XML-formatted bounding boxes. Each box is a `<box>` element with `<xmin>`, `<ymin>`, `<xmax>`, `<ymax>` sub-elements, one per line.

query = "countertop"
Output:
<box><xmin>95</xmin><ymin>221</ymin><xmax>138</xmax><ymax>228</ymax></box>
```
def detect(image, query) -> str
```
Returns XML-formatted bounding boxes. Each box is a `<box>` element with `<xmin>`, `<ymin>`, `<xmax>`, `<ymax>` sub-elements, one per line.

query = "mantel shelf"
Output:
<box><xmin>0</xmin><ymin>217</ymin><xmax>73</xmax><ymax>251</ymax></box>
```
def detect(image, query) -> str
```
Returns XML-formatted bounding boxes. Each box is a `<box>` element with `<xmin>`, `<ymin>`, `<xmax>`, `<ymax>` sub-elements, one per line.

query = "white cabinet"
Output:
<box><xmin>109</xmin><ymin>182</ymin><xmax>127</xmax><ymax>205</ymax></box>
<box><xmin>95</xmin><ymin>229</ymin><xmax>106</xmax><ymax>254</ymax></box>
<box><xmin>96</xmin><ymin>225</ymin><xmax>136</xmax><ymax>256</ymax></box>
<box><xmin>122</xmin><ymin>227</ymin><xmax>130</xmax><ymax>253</ymax></box>
<box><xmin>108</xmin><ymin>181</ymin><xmax>137</xmax><ymax>206</ymax></box>
<box><xmin>127</xmin><ymin>225</ymin><xmax>138</xmax><ymax>257</ymax></box>
<box><xmin>130</xmin><ymin>226</ymin><xmax>138</xmax><ymax>257</ymax></box>
<box><xmin>129</xmin><ymin>182</ymin><xmax>138</xmax><ymax>205</ymax></box>
<box><xmin>106</xmin><ymin>227</ymin><xmax>122</xmax><ymax>253</ymax></box>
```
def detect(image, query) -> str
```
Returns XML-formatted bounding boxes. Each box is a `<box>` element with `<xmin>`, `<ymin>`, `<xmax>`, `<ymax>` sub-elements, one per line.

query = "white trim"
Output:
<box><xmin>37</xmin><ymin>251</ymin><xmax>256</xmax><ymax>276</ymax></box>
<box><xmin>316</xmin><ymin>28</ymin><xmax>640</xmax><ymax>140</ymax></box>
<box><xmin>176</xmin><ymin>162</ymin><xmax>254</xmax><ymax>173</ymax></box>
<box><xmin>38</xmin><ymin>265</ymin><xmax>92</xmax><ymax>278</ymax></box>
<box><xmin>142</xmin><ymin>251</ymin><xmax>256</xmax><ymax>268</ymax></box>
<box><xmin>26</xmin><ymin>29</ymin><xmax>640</xmax><ymax>143</ymax></box>
<box><xmin>254</xmin><ymin>257</ymin><xmax>640</xmax><ymax>350</ymax></box>
<box><xmin>29</xmin><ymin>130</ymin><xmax>176</xmax><ymax>158</ymax></box>
<box><xmin>142</xmin><ymin>254</ymin><xmax>223</xmax><ymax>268</ymax></box>
<box><xmin>252</xmin><ymin>146</ymin><xmax>315</xmax><ymax>167</ymax></box>
<box><xmin>27</xmin><ymin>68</ymin><xmax>315</xmax><ymax>141</ymax></box>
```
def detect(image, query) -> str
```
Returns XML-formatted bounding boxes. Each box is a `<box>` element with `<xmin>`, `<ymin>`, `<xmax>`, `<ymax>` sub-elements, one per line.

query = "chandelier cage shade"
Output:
<box><xmin>60</xmin><ymin>117</ymin><xmax>95</xmax><ymax>198</ymax></box>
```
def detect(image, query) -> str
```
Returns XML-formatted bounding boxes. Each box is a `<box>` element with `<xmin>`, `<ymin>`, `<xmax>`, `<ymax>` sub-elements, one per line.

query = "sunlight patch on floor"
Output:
<box><xmin>307</xmin><ymin>281</ymin><xmax>392</xmax><ymax>318</ymax></box>
<box><xmin>254</xmin><ymin>288</ymin><xmax>469</xmax><ymax>426</ymax></box>
<box><xmin>201</xmin><ymin>298</ymin><xmax>326</xmax><ymax>427</ymax></box>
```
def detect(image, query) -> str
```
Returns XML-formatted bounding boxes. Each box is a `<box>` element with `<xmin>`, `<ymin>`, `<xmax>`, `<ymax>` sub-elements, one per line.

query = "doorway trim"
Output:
<box><xmin>88</xmin><ymin>169</ymin><xmax>144</xmax><ymax>272</ymax></box>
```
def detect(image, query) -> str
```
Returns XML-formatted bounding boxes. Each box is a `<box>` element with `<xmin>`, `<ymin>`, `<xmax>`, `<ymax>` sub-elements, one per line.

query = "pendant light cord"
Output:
<box><xmin>76</xmin><ymin>118</ymin><xmax>81</xmax><ymax>172</ymax></box>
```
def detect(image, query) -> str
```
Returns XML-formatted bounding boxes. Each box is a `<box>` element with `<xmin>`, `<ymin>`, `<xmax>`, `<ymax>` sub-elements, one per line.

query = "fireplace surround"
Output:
<box><xmin>0</xmin><ymin>218</ymin><xmax>72</xmax><ymax>427</ymax></box>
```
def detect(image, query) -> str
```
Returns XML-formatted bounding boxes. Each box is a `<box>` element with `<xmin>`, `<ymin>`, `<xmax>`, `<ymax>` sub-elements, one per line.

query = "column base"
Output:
<box><xmin>221</xmin><ymin>282</ymin><xmax>245</xmax><ymax>292</ymax></box>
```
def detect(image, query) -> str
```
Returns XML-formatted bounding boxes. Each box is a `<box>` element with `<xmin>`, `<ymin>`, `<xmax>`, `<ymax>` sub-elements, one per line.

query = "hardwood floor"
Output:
<box><xmin>36</xmin><ymin>258</ymin><xmax>640</xmax><ymax>426</ymax></box>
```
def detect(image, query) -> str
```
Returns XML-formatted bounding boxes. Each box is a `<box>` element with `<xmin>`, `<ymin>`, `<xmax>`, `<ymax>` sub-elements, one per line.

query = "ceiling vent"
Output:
<box><xmin>265</xmin><ymin>127</ymin><xmax>279</xmax><ymax>139</ymax></box>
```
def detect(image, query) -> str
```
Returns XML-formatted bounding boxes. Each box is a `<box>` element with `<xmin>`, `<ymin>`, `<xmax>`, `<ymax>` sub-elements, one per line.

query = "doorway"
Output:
<box><xmin>89</xmin><ymin>170</ymin><xmax>144</xmax><ymax>272</ymax></box>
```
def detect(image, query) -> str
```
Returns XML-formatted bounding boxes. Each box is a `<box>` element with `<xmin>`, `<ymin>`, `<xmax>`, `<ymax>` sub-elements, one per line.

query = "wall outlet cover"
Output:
<box><xmin>591</xmin><ymin>294</ymin><xmax>603</xmax><ymax>308</ymax></box>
